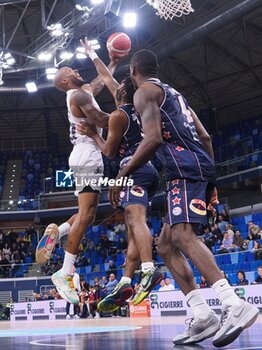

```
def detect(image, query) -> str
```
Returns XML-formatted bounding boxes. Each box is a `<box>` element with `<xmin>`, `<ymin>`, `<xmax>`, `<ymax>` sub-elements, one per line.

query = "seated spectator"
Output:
<box><xmin>118</xmin><ymin>238</ymin><xmax>128</xmax><ymax>251</ymax></box>
<box><xmin>89</xmin><ymin>284</ymin><xmax>103</xmax><ymax>318</ymax></box>
<box><xmin>101</xmin><ymin>276</ymin><xmax>108</xmax><ymax>292</ymax></box>
<box><xmin>232</xmin><ymin>230</ymin><xmax>244</xmax><ymax>252</ymax></box>
<box><xmin>221</xmin><ymin>208</ymin><xmax>230</xmax><ymax>222</ymax></box>
<box><xmin>219</xmin><ymin>233</ymin><xmax>233</xmax><ymax>253</ymax></box>
<box><xmin>158</xmin><ymin>280</ymin><xmax>167</xmax><ymax>291</ymax></box>
<box><xmin>218</xmin><ymin>215</ymin><xmax>228</xmax><ymax>233</ymax></box>
<box><xmin>3</xmin><ymin>243</ymin><xmax>11</xmax><ymax>260</ymax></box>
<box><xmin>75</xmin><ymin>252</ymin><xmax>87</xmax><ymax>267</ymax></box>
<box><xmin>237</xmin><ymin>271</ymin><xmax>249</xmax><ymax>285</ymax></box>
<box><xmin>248</xmin><ymin>221</ymin><xmax>261</xmax><ymax>240</ymax></box>
<box><xmin>211</xmin><ymin>223</ymin><xmax>223</xmax><ymax>245</ymax></box>
<box><xmin>225</xmin><ymin>224</ymin><xmax>234</xmax><ymax>239</ymax></box>
<box><xmin>199</xmin><ymin>275</ymin><xmax>210</xmax><ymax>288</ymax></box>
<box><xmin>253</xmin><ymin>266</ymin><xmax>262</xmax><ymax>284</ymax></box>
<box><xmin>252</xmin><ymin>241</ymin><xmax>262</xmax><ymax>260</ymax></box>
<box><xmin>165</xmin><ymin>277</ymin><xmax>175</xmax><ymax>291</ymax></box>
<box><xmin>105</xmin><ymin>274</ymin><xmax>118</xmax><ymax>295</ymax></box>
<box><xmin>203</xmin><ymin>226</ymin><xmax>215</xmax><ymax>251</ymax></box>
<box><xmin>107</xmin><ymin>260</ymin><xmax>117</xmax><ymax>277</ymax></box>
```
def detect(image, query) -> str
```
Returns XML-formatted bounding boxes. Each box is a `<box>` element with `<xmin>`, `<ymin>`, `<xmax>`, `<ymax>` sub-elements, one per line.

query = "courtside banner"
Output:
<box><xmin>149</xmin><ymin>284</ymin><xmax>262</xmax><ymax>317</ymax></box>
<box><xmin>10</xmin><ymin>299</ymin><xmax>68</xmax><ymax>321</ymax></box>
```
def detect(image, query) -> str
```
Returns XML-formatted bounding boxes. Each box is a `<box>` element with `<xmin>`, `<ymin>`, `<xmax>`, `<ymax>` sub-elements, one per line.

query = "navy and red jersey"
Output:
<box><xmin>117</xmin><ymin>104</ymin><xmax>143</xmax><ymax>159</ymax></box>
<box><xmin>147</xmin><ymin>79</ymin><xmax>216</xmax><ymax>183</ymax></box>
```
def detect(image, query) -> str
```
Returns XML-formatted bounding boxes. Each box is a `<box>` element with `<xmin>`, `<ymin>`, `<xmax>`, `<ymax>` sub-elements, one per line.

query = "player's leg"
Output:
<box><xmin>35</xmin><ymin>214</ymin><xmax>78</xmax><ymax>264</ymax></box>
<box><xmin>125</xmin><ymin>204</ymin><xmax>163</xmax><ymax>306</ymax></box>
<box><xmin>157</xmin><ymin>223</ymin><xmax>219</xmax><ymax>345</ymax></box>
<box><xmin>167</xmin><ymin>179</ymin><xmax>259</xmax><ymax>347</ymax></box>
<box><xmin>52</xmin><ymin>190</ymin><xmax>99</xmax><ymax>304</ymax></box>
<box><xmin>98</xmin><ymin>223</ymin><xmax>139</xmax><ymax>312</ymax></box>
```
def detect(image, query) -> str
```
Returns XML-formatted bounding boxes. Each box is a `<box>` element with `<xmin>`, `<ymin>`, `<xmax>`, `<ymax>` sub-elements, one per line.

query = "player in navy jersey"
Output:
<box><xmin>109</xmin><ymin>49</ymin><xmax>259</xmax><ymax>347</ymax></box>
<box><xmin>77</xmin><ymin>39</ymin><xmax>163</xmax><ymax>312</ymax></box>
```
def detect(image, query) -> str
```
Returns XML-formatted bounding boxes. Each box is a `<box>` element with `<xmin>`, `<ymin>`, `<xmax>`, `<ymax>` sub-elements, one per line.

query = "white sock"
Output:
<box><xmin>186</xmin><ymin>289</ymin><xmax>212</xmax><ymax>319</ymax></box>
<box><xmin>141</xmin><ymin>262</ymin><xmax>154</xmax><ymax>272</ymax></box>
<box><xmin>120</xmin><ymin>276</ymin><xmax>131</xmax><ymax>284</ymax></box>
<box><xmin>58</xmin><ymin>222</ymin><xmax>70</xmax><ymax>240</ymax></box>
<box><xmin>61</xmin><ymin>251</ymin><xmax>76</xmax><ymax>275</ymax></box>
<box><xmin>212</xmin><ymin>278</ymin><xmax>241</xmax><ymax>307</ymax></box>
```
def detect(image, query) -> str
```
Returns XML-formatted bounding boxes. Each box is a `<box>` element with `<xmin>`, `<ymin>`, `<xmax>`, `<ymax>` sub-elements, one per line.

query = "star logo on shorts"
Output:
<box><xmin>172</xmin><ymin>179</ymin><xmax>179</xmax><ymax>185</ymax></box>
<box><xmin>172</xmin><ymin>197</ymin><xmax>181</xmax><ymax>205</ymax></box>
<box><xmin>163</xmin><ymin>131</ymin><xmax>171</xmax><ymax>140</ymax></box>
<box><xmin>176</xmin><ymin>146</ymin><xmax>184</xmax><ymax>152</ymax></box>
<box><xmin>172</xmin><ymin>187</ymin><xmax>180</xmax><ymax>195</ymax></box>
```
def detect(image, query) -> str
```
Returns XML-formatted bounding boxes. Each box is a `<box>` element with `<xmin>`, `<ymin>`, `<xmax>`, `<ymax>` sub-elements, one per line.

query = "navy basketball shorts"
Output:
<box><xmin>165</xmin><ymin>178</ymin><xmax>214</xmax><ymax>226</ymax></box>
<box><xmin>120</xmin><ymin>162</ymin><xmax>159</xmax><ymax>209</ymax></box>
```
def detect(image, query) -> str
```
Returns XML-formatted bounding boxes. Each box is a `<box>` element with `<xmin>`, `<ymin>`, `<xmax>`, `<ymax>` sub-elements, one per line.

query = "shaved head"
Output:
<box><xmin>53</xmin><ymin>66</ymin><xmax>85</xmax><ymax>92</ymax></box>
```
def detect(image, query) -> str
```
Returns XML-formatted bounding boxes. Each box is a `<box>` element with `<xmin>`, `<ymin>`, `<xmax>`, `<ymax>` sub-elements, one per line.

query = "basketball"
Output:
<box><xmin>106</xmin><ymin>32</ymin><xmax>131</xmax><ymax>58</ymax></box>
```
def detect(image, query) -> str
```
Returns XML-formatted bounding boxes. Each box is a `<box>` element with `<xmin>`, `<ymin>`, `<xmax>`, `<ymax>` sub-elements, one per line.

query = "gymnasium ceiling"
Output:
<box><xmin>0</xmin><ymin>0</ymin><xmax>262</xmax><ymax>133</ymax></box>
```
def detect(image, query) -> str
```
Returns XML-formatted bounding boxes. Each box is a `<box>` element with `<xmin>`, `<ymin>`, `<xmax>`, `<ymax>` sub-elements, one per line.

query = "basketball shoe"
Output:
<box><xmin>51</xmin><ymin>269</ymin><xmax>79</xmax><ymax>304</ymax></box>
<box><xmin>35</xmin><ymin>223</ymin><xmax>59</xmax><ymax>264</ymax></box>
<box><xmin>173</xmin><ymin>312</ymin><xmax>220</xmax><ymax>345</ymax></box>
<box><xmin>98</xmin><ymin>282</ymin><xmax>133</xmax><ymax>312</ymax></box>
<box><xmin>212</xmin><ymin>300</ymin><xmax>259</xmax><ymax>347</ymax></box>
<box><xmin>132</xmin><ymin>267</ymin><xmax>164</xmax><ymax>306</ymax></box>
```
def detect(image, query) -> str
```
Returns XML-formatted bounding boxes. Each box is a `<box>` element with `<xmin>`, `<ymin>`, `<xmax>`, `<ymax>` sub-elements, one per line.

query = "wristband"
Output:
<box><xmin>89</xmin><ymin>51</ymin><xmax>98</xmax><ymax>60</ymax></box>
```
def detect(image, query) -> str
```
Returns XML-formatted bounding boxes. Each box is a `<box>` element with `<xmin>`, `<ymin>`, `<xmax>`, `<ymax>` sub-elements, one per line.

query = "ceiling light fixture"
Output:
<box><xmin>37</xmin><ymin>52</ymin><xmax>52</xmax><ymax>61</ymax></box>
<box><xmin>26</xmin><ymin>82</ymin><xmax>38</xmax><ymax>93</ymax></box>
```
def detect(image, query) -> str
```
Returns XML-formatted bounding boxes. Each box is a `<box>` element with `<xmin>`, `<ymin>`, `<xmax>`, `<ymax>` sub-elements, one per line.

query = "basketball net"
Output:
<box><xmin>150</xmin><ymin>0</ymin><xmax>194</xmax><ymax>20</ymax></box>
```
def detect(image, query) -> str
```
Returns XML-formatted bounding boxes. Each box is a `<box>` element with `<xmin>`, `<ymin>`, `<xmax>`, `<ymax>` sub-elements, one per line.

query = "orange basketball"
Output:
<box><xmin>107</xmin><ymin>32</ymin><xmax>131</xmax><ymax>58</ymax></box>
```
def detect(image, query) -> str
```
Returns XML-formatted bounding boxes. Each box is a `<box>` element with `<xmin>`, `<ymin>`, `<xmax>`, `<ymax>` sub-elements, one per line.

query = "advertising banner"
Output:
<box><xmin>129</xmin><ymin>300</ymin><xmax>150</xmax><ymax>318</ymax></box>
<box><xmin>10</xmin><ymin>299</ymin><xmax>68</xmax><ymax>321</ymax></box>
<box><xmin>149</xmin><ymin>284</ymin><xmax>262</xmax><ymax>317</ymax></box>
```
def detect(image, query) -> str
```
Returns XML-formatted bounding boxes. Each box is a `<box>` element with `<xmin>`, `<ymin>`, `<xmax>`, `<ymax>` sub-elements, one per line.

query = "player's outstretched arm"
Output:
<box><xmin>189</xmin><ymin>107</ymin><xmax>214</xmax><ymax>160</ymax></box>
<box><xmin>77</xmin><ymin>110</ymin><xmax>128</xmax><ymax>159</ymax></box>
<box><xmin>80</xmin><ymin>38</ymin><xmax>120</xmax><ymax>99</ymax></box>
<box><xmin>80</xmin><ymin>38</ymin><xmax>120</xmax><ymax>97</ymax></box>
<box><xmin>70</xmin><ymin>89</ymin><xmax>109</xmax><ymax>128</ymax></box>
<box><xmin>117</xmin><ymin>85</ymin><xmax>163</xmax><ymax>177</ymax></box>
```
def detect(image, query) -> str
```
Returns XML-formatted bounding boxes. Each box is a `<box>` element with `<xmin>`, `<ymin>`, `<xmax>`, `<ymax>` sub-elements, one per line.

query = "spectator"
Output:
<box><xmin>232</xmin><ymin>230</ymin><xmax>244</xmax><ymax>252</ymax></box>
<box><xmin>105</xmin><ymin>274</ymin><xmax>118</xmax><ymax>295</ymax></box>
<box><xmin>225</xmin><ymin>224</ymin><xmax>234</xmax><ymax>240</ymax></box>
<box><xmin>3</xmin><ymin>243</ymin><xmax>11</xmax><ymax>260</ymax></box>
<box><xmin>252</xmin><ymin>241</ymin><xmax>262</xmax><ymax>260</ymax></box>
<box><xmin>221</xmin><ymin>208</ymin><xmax>230</xmax><ymax>222</ymax></box>
<box><xmin>219</xmin><ymin>233</ymin><xmax>233</xmax><ymax>253</ymax></box>
<box><xmin>253</xmin><ymin>266</ymin><xmax>262</xmax><ymax>284</ymax></box>
<box><xmin>218</xmin><ymin>215</ymin><xmax>228</xmax><ymax>233</ymax></box>
<box><xmin>118</xmin><ymin>238</ymin><xmax>128</xmax><ymax>251</ymax></box>
<box><xmin>89</xmin><ymin>284</ymin><xmax>103</xmax><ymax>319</ymax></box>
<box><xmin>203</xmin><ymin>226</ymin><xmax>215</xmax><ymax>251</ymax></box>
<box><xmin>107</xmin><ymin>260</ymin><xmax>117</xmax><ymax>277</ymax></box>
<box><xmin>158</xmin><ymin>280</ymin><xmax>167</xmax><ymax>291</ymax></box>
<box><xmin>248</xmin><ymin>221</ymin><xmax>261</xmax><ymax>240</ymax></box>
<box><xmin>199</xmin><ymin>276</ymin><xmax>210</xmax><ymax>288</ymax></box>
<box><xmin>75</xmin><ymin>252</ymin><xmax>87</xmax><ymax>267</ymax></box>
<box><xmin>165</xmin><ymin>277</ymin><xmax>175</xmax><ymax>291</ymax></box>
<box><xmin>237</xmin><ymin>271</ymin><xmax>249</xmax><ymax>285</ymax></box>
<box><xmin>212</xmin><ymin>223</ymin><xmax>223</xmax><ymax>245</ymax></box>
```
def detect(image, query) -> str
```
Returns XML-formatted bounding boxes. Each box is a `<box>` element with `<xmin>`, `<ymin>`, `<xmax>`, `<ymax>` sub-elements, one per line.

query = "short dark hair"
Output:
<box><xmin>130</xmin><ymin>49</ymin><xmax>158</xmax><ymax>76</ymax></box>
<box><xmin>123</xmin><ymin>76</ymin><xmax>136</xmax><ymax>104</ymax></box>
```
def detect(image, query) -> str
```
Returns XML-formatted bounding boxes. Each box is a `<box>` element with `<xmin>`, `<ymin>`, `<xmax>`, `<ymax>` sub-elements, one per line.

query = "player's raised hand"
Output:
<box><xmin>108</xmin><ymin>52</ymin><xmax>128</xmax><ymax>65</ymax></box>
<box><xmin>80</xmin><ymin>37</ymin><xmax>95</xmax><ymax>57</ymax></box>
<box><xmin>77</xmin><ymin>121</ymin><xmax>97</xmax><ymax>138</ymax></box>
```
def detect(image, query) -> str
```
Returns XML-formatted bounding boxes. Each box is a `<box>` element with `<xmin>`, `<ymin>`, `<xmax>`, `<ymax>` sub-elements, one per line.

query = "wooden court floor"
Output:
<box><xmin>0</xmin><ymin>315</ymin><xmax>261</xmax><ymax>350</ymax></box>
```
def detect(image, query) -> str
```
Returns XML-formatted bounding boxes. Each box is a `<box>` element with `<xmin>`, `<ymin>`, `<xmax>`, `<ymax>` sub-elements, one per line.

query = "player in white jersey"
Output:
<box><xmin>48</xmin><ymin>59</ymin><xmax>120</xmax><ymax>304</ymax></box>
